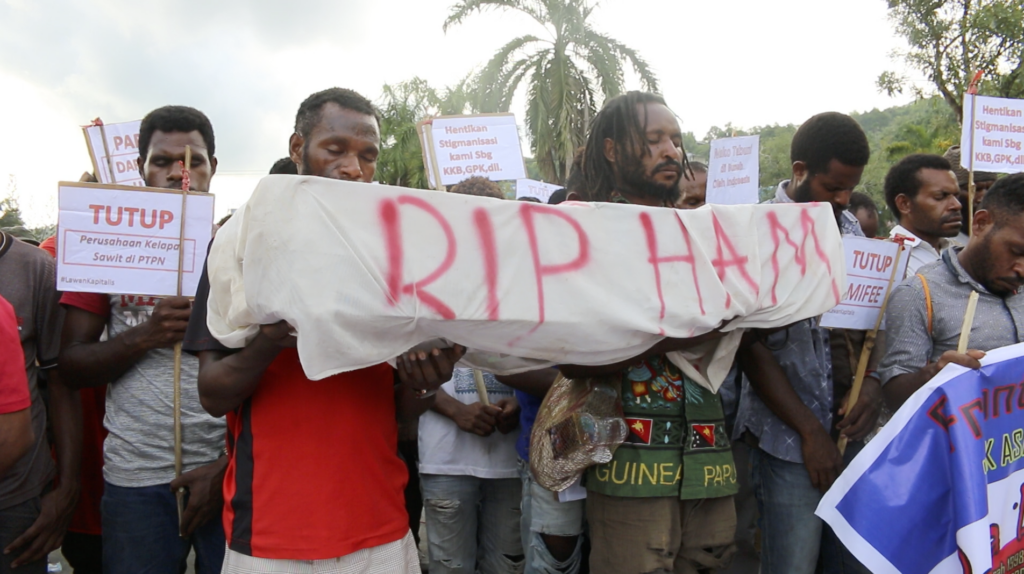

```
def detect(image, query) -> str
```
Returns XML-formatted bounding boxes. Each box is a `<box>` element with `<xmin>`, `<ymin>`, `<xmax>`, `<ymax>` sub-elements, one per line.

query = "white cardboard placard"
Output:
<box><xmin>821</xmin><ymin>236</ymin><xmax>909</xmax><ymax>330</ymax></box>
<box><xmin>83</xmin><ymin>120</ymin><xmax>144</xmax><ymax>186</ymax></box>
<box><xmin>57</xmin><ymin>182</ymin><xmax>214</xmax><ymax>297</ymax></box>
<box><xmin>960</xmin><ymin>95</ymin><xmax>1024</xmax><ymax>174</ymax></box>
<box><xmin>706</xmin><ymin>135</ymin><xmax>759</xmax><ymax>205</ymax></box>
<box><xmin>423</xmin><ymin>114</ymin><xmax>527</xmax><ymax>186</ymax></box>
<box><xmin>516</xmin><ymin>179</ymin><xmax>562</xmax><ymax>203</ymax></box>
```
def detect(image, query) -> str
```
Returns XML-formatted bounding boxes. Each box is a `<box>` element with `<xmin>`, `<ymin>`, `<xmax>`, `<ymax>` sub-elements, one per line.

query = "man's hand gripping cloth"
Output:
<box><xmin>206</xmin><ymin>176</ymin><xmax>845</xmax><ymax>392</ymax></box>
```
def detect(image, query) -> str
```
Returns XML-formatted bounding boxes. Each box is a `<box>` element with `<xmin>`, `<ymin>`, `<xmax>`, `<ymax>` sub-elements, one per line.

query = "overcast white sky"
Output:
<box><xmin>0</xmin><ymin>0</ymin><xmax>923</xmax><ymax>226</ymax></box>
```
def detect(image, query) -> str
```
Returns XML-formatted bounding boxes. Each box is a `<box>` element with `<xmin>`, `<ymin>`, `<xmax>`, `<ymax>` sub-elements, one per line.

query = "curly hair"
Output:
<box><xmin>139</xmin><ymin>105</ymin><xmax>215</xmax><ymax>164</ymax></box>
<box><xmin>791</xmin><ymin>112</ymin><xmax>870</xmax><ymax>175</ymax></box>
<box><xmin>450</xmin><ymin>176</ymin><xmax>504</xmax><ymax>199</ymax></box>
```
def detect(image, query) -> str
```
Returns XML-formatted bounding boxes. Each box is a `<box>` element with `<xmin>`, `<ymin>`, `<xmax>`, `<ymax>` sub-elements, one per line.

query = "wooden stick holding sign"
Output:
<box><xmin>837</xmin><ymin>238</ymin><xmax>907</xmax><ymax>455</ymax></box>
<box><xmin>966</xmin><ymin>70</ymin><xmax>984</xmax><ymax>237</ymax></box>
<box><xmin>472</xmin><ymin>369</ymin><xmax>491</xmax><ymax>406</ymax></box>
<box><xmin>173</xmin><ymin>145</ymin><xmax>191</xmax><ymax>533</ymax></box>
<box><xmin>957</xmin><ymin>291</ymin><xmax>980</xmax><ymax>354</ymax></box>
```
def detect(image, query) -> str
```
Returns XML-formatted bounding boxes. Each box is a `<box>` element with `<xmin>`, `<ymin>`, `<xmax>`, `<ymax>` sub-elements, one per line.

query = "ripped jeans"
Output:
<box><xmin>421</xmin><ymin>474</ymin><xmax>525</xmax><ymax>574</ymax></box>
<box><xmin>517</xmin><ymin>459</ymin><xmax>585</xmax><ymax>574</ymax></box>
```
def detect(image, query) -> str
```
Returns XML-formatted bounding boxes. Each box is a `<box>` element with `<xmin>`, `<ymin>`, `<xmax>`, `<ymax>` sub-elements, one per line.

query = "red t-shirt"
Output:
<box><xmin>221</xmin><ymin>350</ymin><xmax>409</xmax><ymax>559</ymax></box>
<box><xmin>0</xmin><ymin>295</ymin><xmax>30</xmax><ymax>415</ymax></box>
<box><xmin>57</xmin><ymin>289</ymin><xmax>109</xmax><ymax>535</ymax></box>
<box><xmin>38</xmin><ymin>236</ymin><xmax>56</xmax><ymax>258</ymax></box>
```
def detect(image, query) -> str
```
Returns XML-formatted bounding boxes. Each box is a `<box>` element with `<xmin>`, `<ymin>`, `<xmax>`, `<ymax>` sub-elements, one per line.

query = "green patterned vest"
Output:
<box><xmin>585</xmin><ymin>355</ymin><xmax>738</xmax><ymax>499</ymax></box>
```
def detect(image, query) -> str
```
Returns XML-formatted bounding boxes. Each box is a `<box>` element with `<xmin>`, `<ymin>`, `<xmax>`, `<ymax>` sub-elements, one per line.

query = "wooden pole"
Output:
<box><xmin>837</xmin><ymin>240</ymin><xmax>906</xmax><ymax>455</ymax></box>
<box><xmin>966</xmin><ymin>71</ymin><xmax>984</xmax><ymax>237</ymax></box>
<box><xmin>173</xmin><ymin>145</ymin><xmax>191</xmax><ymax>532</ymax></box>
<box><xmin>472</xmin><ymin>369</ymin><xmax>491</xmax><ymax>406</ymax></box>
<box><xmin>957</xmin><ymin>291</ymin><xmax>980</xmax><ymax>354</ymax></box>
<box><xmin>98</xmin><ymin>123</ymin><xmax>117</xmax><ymax>184</ymax></box>
<box><xmin>423</xmin><ymin>121</ymin><xmax>446</xmax><ymax>192</ymax></box>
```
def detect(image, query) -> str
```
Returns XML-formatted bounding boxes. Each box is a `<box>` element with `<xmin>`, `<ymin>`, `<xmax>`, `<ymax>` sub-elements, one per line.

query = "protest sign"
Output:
<box><xmin>821</xmin><ymin>237</ymin><xmax>909</xmax><ymax>330</ymax></box>
<box><xmin>83</xmin><ymin>120</ymin><xmax>145</xmax><ymax>186</ymax></box>
<box><xmin>57</xmin><ymin>182</ymin><xmax>214</xmax><ymax>297</ymax></box>
<box><xmin>420</xmin><ymin>114</ymin><xmax>527</xmax><ymax>186</ymax></box>
<box><xmin>206</xmin><ymin>176</ymin><xmax>845</xmax><ymax>388</ymax></box>
<box><xmin>516</xmin><ymin>179</ymin><xmax>561</xmax><ymax>203</ymax></box>
<box><xmin>960</xmin><ymin>95</ymin><xmax>1024</xmax><ymax>174</ymax></box>
<box><xmin>818</xmin><ymin>343</ymin><xmax>1024</xmax><ymax>574</ymax></box>
<box><xmin>706</xmin><ymin>135</ymin><xmax>759</xmax><ymax>205</ymax></box>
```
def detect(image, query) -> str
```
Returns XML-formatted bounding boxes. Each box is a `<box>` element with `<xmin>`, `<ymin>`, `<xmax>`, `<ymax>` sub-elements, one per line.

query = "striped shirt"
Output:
<box><xmin>879</xmin><ymin>247</ymin><xmax>1024</xmax><ymax>384</ymax></box>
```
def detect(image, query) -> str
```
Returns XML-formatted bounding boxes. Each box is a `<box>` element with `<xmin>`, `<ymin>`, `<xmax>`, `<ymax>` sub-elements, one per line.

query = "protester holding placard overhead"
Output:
<box><xmin>186</xmin><ymin>87</ymin><xmax>462</xmax><ymax>574</ymax></box>
<box><xmin>880</xmin><ymin>173</ymin><xmax>1024</xmax><ymax>410</ymax></box>
<box><xmin>884</xmin><ymin>154</ymin><xmax>964</xmax><ymax>275</ymax></box>
<box><xmin>58</xmin><ymin>106</ymin><xmax>228</xmax><ymax>574</ymax></box>
<box><xmin>568</xmin><ymin>91</ymin><xmax>739</xmax><ymax>574</ymax></box>
<box><xmin>733</xmin><ymin>112</ymin><xmax>879</xmax><ymax>574</ymax></box>
<box><xmin>0</xmin><ymin>230</ymin><xmax>75</xmax><ymax>573</ymax></box>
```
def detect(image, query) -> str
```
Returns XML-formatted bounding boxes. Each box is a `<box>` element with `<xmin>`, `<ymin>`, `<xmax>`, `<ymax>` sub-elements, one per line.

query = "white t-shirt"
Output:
<box><xmin>418</xmin><ymin>368</ymin><xmax>519</xmax><ymax>479</ymax></box>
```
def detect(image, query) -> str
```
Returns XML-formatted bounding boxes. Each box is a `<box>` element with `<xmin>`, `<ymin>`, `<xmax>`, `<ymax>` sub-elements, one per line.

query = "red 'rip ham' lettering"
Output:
<box><xmin>710</xmin><ymin>214</ymin><xmax>758</xmax><ymax>310</ymax></box>
<box><xmin>640</xmin><ymin>212</ymin><xmax>705</xmax><ymax>336</ymax></box>
<box><xmin>766</xmin><ymin>208</ymin><xmax>841</xmax><ymax>306</ymax></box>
<box><xmin>379</xmin><ymin>195</ymin><xmax>458</xmax><ymax>319</ymax></box>
<box><xmin>519</xmin><ymin>203</ymin><xmax>590</xmax><ymax>337</ymax></box>
<box><xmin>473</xmin><ymin>208</ymin><xmax>500</xmax><ymax>321</ymax></box>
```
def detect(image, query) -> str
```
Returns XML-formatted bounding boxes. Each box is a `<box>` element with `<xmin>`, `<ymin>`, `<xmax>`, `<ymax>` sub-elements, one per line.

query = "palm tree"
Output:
<box><xmin>444</xmin><ymin>0</ymin><xmax>658</xmax><ymax>184</ymax></box>
<box><xmin>376</xmin><ymin>77</ymin><xmax>475</xmax><ymax>189</ymax></box>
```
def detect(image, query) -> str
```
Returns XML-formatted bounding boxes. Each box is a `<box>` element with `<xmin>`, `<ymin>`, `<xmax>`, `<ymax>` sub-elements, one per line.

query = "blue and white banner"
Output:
<box><xmin>817</xmin><ymin>343</ymin><xmax>1024</xmax><ymax>574</ymax></box>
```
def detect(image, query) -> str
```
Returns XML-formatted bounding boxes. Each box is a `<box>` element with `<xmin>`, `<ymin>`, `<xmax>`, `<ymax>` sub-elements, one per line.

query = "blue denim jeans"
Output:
<box><xmin>818</xmin><ymin>441</ymin><xmax>871</xmax><ymax>574</ymax></box>
<box><xmin>751</xmin><ymin>448</ymin><xmax>822</xmax><ymax>574</ymax></box>
<box><xmin>421</xmin><ymin>474</ymin><xmax>524</xmax><ymax>574</ymax></box>
<box><xmin>517</xmin><ymin>459</ymin><xmax>584</xmax><ymax>574</ymax></box>
<box><xmin>101</xmin><ymin>481</ymin><xmax>225</xmax><ymax>574</ymax></box>
<box><xmin>721</xmin><ymin>441</ymin><xmax>760</xmax><ymax>574</ymax></box>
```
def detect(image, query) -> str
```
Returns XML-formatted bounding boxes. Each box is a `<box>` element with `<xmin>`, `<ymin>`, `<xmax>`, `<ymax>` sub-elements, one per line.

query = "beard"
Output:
<box><xmin>792</xmin><ymin>177</ymin><xmax>843</xmax><ymax>228</ymax></box>
<box><xmin>973</xmin><ymin>234</ymin><xmax>1024</xmax><ymax>296</ymax></box>
<box><xmin>618</xmin><ymin>160</ymin><xmax>682</xmax><ymax>204</ymax></box>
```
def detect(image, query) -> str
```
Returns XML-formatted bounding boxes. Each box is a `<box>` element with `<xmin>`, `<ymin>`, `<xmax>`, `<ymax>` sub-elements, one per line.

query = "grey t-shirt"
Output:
<box><xmin>64</xmin><ymin>292</ymin><xmax>226</xmax><ymax>487</ymax></box>
<box><xmin>0</xmin><ymin>234</ymin><xmax>60</xmax><ymax>509</ymax></box>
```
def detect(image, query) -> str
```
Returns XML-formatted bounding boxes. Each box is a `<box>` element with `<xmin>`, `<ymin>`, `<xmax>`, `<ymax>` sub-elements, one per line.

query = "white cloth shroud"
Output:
<box><xmin>206</xmin><ymin>176</ymin><xmax>846</xmax><ymax>392</ymax></box>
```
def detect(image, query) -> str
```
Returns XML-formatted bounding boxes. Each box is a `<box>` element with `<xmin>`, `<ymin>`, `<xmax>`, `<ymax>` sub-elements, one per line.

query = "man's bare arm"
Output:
<box><xmin>0</xmin><ymin>409</ymin><xmax>32</xmax><ymax>477</ymax></box>
<box><xmin>738</xmin><ymin>340</ymin><xmax>842</xmax><ymax>492</ymax></box>
<box><xmin>59</xmin><ymin>298</ymin><xmax>191</xmax><ymax>389</ymax></box>
<box><xmin>884</xmin><ymin>349</ymin><xmax>986</xmax><ymax>410</ymax></box>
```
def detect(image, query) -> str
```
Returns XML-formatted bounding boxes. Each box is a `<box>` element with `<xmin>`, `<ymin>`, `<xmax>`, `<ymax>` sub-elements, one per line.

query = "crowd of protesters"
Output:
<box><xmin>1</xmin><ymin>86</ymin><xmax>1022</xmax><ymax>574</ymax></box>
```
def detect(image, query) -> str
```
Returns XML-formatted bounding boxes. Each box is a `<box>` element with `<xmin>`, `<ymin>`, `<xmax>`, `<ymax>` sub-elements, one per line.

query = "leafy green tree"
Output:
<box><xmin>0</xmin><ymin>177</ymin><xmax>25</xmax><ymax>229</ymax></box>
<box><xmin>444</xmin><ymin>0</ymin><xmax>658</xmax><ymax>184</ymax></box>
<box><xmin>376</xmin><ymin>77</ymin><xmax>475</xmax><ymax>189</ymax></box>
<box><xmin>878</xmin><ymin>0</ymin><xmax>1024</xmax><ymax>123</ymax></box>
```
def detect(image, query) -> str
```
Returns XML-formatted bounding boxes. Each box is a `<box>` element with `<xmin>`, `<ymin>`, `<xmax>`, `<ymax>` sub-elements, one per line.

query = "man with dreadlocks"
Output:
<box><xmin>557</xmin><ymin>91</ymin><xmax>741</xmax><ymax>574</ymax></box>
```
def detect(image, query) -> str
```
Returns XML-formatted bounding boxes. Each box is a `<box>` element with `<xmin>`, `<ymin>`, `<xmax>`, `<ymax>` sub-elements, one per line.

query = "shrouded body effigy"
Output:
<box><xmin>205</xmin><ymin>176</ymin><xmax>845</xmax><ymax>391</ymax></box>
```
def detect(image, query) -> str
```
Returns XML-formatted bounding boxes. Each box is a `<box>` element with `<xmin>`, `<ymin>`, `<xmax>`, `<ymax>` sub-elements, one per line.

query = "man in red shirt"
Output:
<box><xmin>0</xmin><ymin>294</ymin><xmax>32</xmax><ymax>479</ymax></box>
<box><xmin>39</xmin><ymin>223</ymin><xmax>106</xmax><ymax>574</ymax></box>
<box><xmin>185</xmin><ymin>87</ymin><xmax>462</xmax><ymax>573</ymax></box>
